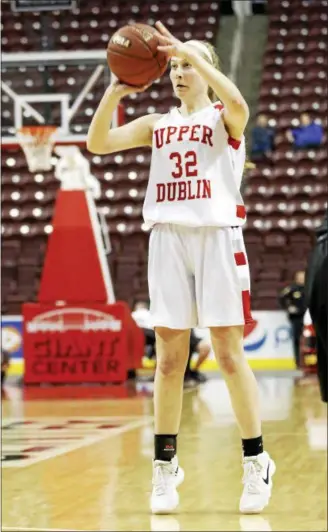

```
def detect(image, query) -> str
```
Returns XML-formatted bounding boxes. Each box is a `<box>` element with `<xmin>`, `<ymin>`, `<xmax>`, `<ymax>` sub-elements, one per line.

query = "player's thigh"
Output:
<box><xmin>194</xmin><ymin>226</ymin><xmax>253</xmax><ymax>327</ymax></box>
<box><xmin>148</xmin><ymin>225</ymin><xmax>197</xmax><ymax>328</ymax></box>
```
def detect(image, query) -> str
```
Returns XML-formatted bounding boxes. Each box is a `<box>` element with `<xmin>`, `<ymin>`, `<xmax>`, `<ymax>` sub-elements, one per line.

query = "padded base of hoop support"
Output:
<box><xmin>22</xmin><ymin>302</ymin><xmax>144</xmax><ymax>384</ymax></box>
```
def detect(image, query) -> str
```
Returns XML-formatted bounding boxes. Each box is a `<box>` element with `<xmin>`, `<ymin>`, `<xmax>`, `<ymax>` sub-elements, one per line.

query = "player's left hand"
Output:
<box><xmin>155</xmin><ymin>21</ymin><xmax>194</xmax><ymax>60</ymax></box>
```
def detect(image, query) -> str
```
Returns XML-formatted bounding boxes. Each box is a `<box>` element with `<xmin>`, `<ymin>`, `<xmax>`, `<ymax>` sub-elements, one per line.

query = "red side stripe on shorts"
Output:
<box><xmin>234</xmin><ymin>252</ymin><xmax>247</xmax><ymax>266</ymax></box>
<box><xmin>214</xmin><ymin>103</ymin><xmax>224</xmax><ymax>112</ymax></box>
<box><xmin>236</xmin><ymin>204</ymin><xmax>246</xmax><ymax>219</ymax></box>
<box><xmin>228</xmin><ymin>136</ymin><xmax>241</xmax><ymax>150</ymax></box>
<box><xmin>242</xmin><ymin>290</ymin><xmax>254</xmax><ymax>325</ymax></box>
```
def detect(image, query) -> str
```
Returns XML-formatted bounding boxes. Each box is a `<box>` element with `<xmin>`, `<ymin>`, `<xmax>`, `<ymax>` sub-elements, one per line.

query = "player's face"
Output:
<box><xmin>170</xmin><ymin>57</ymin><xmax>208</xmax><ymax>101</ymax></box>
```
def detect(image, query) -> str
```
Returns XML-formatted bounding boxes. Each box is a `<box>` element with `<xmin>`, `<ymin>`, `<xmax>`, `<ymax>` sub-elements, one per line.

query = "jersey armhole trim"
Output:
<box><xmin>228</xmin><ymin>136</ymin><xmax>242</xmax><ymax>150</ymax></box>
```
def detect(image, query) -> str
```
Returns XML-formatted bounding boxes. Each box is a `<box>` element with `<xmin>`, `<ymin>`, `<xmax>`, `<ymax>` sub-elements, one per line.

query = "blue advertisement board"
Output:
<box><xmin>1</xmin><ymin>315</ymin><xmax>23</xmax><ymax>375</ymax></box>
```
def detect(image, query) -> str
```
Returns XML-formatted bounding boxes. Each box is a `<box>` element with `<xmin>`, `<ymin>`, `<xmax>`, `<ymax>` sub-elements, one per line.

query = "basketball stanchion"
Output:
<box><xmin>22</xmin><ymin>145</ymin><xmax>144</xmax><ymax>385</ymax></box>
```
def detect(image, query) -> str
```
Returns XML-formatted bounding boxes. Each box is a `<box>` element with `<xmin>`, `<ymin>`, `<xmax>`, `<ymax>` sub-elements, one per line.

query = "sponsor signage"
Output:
<box><xmin>23</xmin><ymin>303</ymin><xmax>128</xmax><ymax>384</ymax></box>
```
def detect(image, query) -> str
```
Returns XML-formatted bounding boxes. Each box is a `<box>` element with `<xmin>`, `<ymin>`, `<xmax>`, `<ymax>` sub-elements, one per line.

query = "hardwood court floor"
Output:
<box><xmin>2</xmin><ymin>374</ymin><xmax>327</xmax><ymax>532</ymax></box>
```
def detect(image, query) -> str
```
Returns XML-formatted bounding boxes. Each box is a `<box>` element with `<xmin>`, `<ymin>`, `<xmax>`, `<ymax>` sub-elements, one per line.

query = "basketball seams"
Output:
<box><xmin>108</xmin><ymin>49</ymin><xmax>158</xmax><ymax>63</ymax></box>
<box><xmin>131</xmin><ymin>26</ymin><xmax>162</xmax><ymax>74</ymax></box>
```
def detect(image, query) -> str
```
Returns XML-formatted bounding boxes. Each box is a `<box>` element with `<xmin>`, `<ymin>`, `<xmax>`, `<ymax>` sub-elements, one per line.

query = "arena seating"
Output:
<box><xmin>1</xmin><ymin>0</ymin><xmax>327</xmax><ymax>313</ymax></box>
<box><xmin>1</xmin><ymin>1</ymin><xmax>218</xmax><ymax>135</ymax></box>
<box><xmin>245</xmin><ymin>0</ymin><xmax>328</xmax><ymax>308</ymax></box>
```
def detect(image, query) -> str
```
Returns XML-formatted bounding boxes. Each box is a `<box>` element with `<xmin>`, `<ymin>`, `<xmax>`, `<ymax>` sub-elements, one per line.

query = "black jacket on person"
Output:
<box><xmin>304</xmin><ymin>212</ymin><xmax>328</xmax><ymax>403</ymax></box>
<box><xmin>305</xmin><ymin>213</ymin><xmax>328</xmax><ymax>308</ymax></box>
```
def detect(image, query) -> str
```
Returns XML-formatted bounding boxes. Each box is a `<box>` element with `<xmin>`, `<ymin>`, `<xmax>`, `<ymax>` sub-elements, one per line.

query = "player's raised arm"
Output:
<box><xmin>155</xmin><ymin>21</ymin><xmax>249</xmax><ymax>140</ymax></box>
<box><xmin>87</xmin><ymin>80</ymin><xmax>160</xmax><ymax>155</ymax></box>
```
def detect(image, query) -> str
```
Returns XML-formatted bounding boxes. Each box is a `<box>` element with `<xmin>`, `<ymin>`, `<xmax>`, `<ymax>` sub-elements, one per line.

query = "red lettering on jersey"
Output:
<box><xmin>196</xmin><ymin>179</ymin><xmax>202</xmax><ymax>198</ymax></box>
<box><xmin>187</xmin><ymin>180</ymin><xmax>196</xmax><ymax>200</ymax></box>
<box><xmin>190</xmin><ymin>124</ymin><xmax>201</xmax><ymax>141</ymax></box>
<box><xmin>202</xmin><ymin>180</ymin><xmax>212</xmax><ymax>199</ymax></box>
<box><xmin>201</xmin><ymin>126</ymin><xmax>213</xmax><ymax>146</ymax></box>
<box><xmin>177</xmin><ymin>126</ymin><xmax>190</xmax><ymax>141</ymax></box>
<box><xmin>167</xmin><ymin>182</ymin><xmax>177</xmax><ymax>201</ymax></box>
<box><xmin>177</xmin><ymin>181</ymin><xmax>187</xmax><ymax>200</ymax></box>
<box><xmin>166</xmin><ymin>126</ymin><xmax>178</xmax><ymax>144</ymax></box>
<box><xmin>155</xmin><ymin>125</ymin><xmax>214</xmax><ymax>148</ymax></box>
<box><xmin>155</xmin><ymin>179</ymin><xmax>212</xmax><ymax>203</ymax></box>
<box><xmin>154</xmin><ymin>128</ymin><xmax>165</xmax><ymax>149</ymax></box>
<box><xmin>214</xmin><ymin>103</ymin><xmax>224</xmax><ymax>112</ymax></box>
<box><xmin>156</xmin><ymin>183</ymin><xmax>165</xmax><ymax>202</ymax></box>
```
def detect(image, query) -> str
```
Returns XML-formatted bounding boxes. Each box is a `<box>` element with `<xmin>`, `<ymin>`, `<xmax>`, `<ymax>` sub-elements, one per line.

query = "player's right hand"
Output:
<box><xmin>109</xmin><ymin>77</ymin><xmax>151</xmax><ymax>98</ymax></box>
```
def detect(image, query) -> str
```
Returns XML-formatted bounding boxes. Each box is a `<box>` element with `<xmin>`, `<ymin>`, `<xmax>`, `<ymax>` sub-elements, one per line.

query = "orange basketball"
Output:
<box><xmin>107</xmin><ymin>23</ymin><xmax>168</xmax><ymax>87</ymax></box>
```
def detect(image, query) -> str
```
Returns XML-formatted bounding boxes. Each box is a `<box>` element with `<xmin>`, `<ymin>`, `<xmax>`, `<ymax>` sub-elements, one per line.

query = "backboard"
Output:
<box><xmin>2</xmin><ymin>49</ymin><xmax>111</xmax><ymax>148</ymax></box>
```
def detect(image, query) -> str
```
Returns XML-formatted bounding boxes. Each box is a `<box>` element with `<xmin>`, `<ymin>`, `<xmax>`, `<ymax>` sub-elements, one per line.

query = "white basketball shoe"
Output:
<box><xmin>239</xmin><ymin>451</ymin><xmax>276</xmax><ymax>514</ymax></box>
<box><xmin>150</xmin><ymin>455</ymin><xmax>184</xmax><ymax>514</ymax></box>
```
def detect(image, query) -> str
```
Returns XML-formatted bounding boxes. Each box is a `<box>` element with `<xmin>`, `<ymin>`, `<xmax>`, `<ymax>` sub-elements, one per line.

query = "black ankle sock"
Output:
<box><xmin>154</xmin><ymin>434</ymin><xmax>177</xmax><ymax>462</ymax></box>
<box><xmin>242</xmin><ymin>436</ymin><xmax>263</xmax><ymax>457</ymax></box>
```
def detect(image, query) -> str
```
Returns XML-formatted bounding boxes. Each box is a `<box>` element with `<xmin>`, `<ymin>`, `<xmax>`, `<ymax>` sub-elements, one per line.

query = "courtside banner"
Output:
<box><xmin>23</xmin><ymin>303</ymin><xmax>128</xmax><ymax>384</ymax></box>
<box><xmin>1</xmin><ymin>315</ymin><xmax>23</xmax><ymax>375</ymax></box>
<box><xmin>194</xmin><ymin>311</ymin><xmax>295</xmax><ymax>370</ymax></box>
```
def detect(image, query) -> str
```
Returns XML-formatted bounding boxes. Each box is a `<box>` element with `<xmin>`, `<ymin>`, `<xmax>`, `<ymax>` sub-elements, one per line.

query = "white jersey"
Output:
<box><xmin>143</xmin><ymin>102</ymin><xmax>246</xmax><ymax>228</ymax></box>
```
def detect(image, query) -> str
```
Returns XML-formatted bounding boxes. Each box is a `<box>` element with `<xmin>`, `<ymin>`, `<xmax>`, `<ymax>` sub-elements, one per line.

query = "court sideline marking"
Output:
<box><xmin>2</xmin><ymin>387</ymin><xmax>198</xmax><ymax>469</ymax></box>
<box><xmin>1</xmin><ymin>416</ymin><xmax>153</xmax><ymax>468</ymax></box>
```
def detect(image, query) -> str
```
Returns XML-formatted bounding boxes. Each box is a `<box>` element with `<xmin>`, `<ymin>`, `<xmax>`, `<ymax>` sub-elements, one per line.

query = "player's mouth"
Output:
<box><xmin>176</xmin><ymin>84</ymin><xmax>187</xmax><ymax>90</ymax></box>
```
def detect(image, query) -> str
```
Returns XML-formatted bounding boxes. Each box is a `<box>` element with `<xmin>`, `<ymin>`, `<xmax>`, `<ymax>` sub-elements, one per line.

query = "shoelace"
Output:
<box><xmin>152</xmin><ymin>464</ymin><xmax>174</xmax><ymax>496</ymax></box>
<box><xmin>242</xmin><ymin>460</ymin><xmax>264</xmax><ymax>494</ymax></box>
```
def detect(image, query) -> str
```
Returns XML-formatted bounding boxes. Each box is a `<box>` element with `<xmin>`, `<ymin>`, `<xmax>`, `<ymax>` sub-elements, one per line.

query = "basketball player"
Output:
<box><xmin>88</xmin><ymin>21</ymin><xmax>275</xmax><ymax>515</ymax></box>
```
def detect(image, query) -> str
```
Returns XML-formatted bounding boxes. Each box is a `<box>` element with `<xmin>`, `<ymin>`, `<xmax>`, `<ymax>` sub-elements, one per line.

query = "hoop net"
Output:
<box><xmin>17</xmin><ymin>126</ymin><xmax>58</xmax><ymax>173</ymax></box>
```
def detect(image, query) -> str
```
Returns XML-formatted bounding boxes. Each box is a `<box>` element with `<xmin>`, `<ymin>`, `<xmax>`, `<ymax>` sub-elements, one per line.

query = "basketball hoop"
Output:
<box><xmin>17</xmin><ymin>126</ymin><xmax>58</xmax><ymax>173</ymax></box>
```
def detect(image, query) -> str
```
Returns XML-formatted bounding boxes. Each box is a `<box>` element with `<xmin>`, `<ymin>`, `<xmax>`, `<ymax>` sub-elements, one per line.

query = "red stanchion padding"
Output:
<box><xmin>38</xmin><ymin>190</ymin><xmax>111</xmax><ymax>304</ymax></box>
<box><xmin>22</xmin><ymin>302</ymin><xmax>130</xmax><ymax>384</ymax></box>
<box><xmin>121</xmin><ymin>302</ymin><xmax>145</xmax><ymax>371</ymax></box>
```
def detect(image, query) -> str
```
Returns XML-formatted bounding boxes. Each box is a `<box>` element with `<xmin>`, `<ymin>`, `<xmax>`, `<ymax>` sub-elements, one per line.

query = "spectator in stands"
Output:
<box><xmin>286</xmin><ymin>113</ymin><xmax>323</xmax><ymax>150</ymax></box>
<box><xmin>132</xmin><ymin>300</ymin><xmax>210</xmax><ymax>383</ymax></box>
<box><xmin>279</xmin><ymin>271</ymin><xmax>306</xmax><ymax>368</ymax></box>
<box><xmin>250</xmin><ymin>114</ymin><xmax>275</xmax><ymax>160</ymax></box>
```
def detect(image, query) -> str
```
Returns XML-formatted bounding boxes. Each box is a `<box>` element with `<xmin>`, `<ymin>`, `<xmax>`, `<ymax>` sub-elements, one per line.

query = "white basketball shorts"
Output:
<box><xmin>148</xmin><ymin>224</ymin><xmax>254</xmax><ymax>329</ymax></box>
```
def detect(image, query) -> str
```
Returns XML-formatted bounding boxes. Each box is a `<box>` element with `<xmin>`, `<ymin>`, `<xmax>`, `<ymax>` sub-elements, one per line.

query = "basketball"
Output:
<box><xmin>107</xmin><ymin>23</ymin><xmax>168</xmax><ymax>87</ymax></box>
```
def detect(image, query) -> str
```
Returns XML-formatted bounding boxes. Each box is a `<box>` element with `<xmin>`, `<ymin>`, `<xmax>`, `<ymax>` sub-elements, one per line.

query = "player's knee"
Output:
<box><xmin>217</xmin><ymin>353</ymin><xmax>240</xmax><ymax>375</ymax></box>
<box><xmin>210</xmin><ymin>326</ymin><xmax>244</xmax><ymax>375</ymax></box>
<box><xmin>157</xmin><ymin>351</ymin><xmax>182</xmax><ymax>376</ymax></box>
<box><xmin>155</xmin><ymin>327</ymin><xmax>189</xmax><ymax>376</ymax></box>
